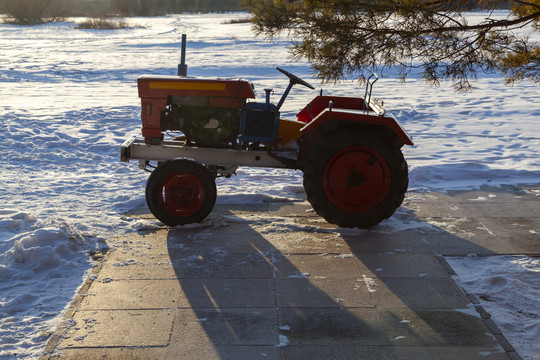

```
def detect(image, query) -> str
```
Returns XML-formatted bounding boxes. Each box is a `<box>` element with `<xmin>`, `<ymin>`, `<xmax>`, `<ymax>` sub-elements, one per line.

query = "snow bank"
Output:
<box><xmin>0</xmin><ymin>211</ymin><xmax>93</xmax><ymax>358</ymax></box>
<box><xmin>447</xmin><ymin>256</ymin><xmax>540</xmax><ymax>360</ymax></box>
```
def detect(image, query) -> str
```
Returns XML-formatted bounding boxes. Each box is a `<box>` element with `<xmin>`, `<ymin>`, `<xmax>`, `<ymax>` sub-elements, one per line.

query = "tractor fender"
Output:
<box><xmin>300</xmin><ymin>108</ymin><xmax>414</xmax><ymax>146</ymax></box>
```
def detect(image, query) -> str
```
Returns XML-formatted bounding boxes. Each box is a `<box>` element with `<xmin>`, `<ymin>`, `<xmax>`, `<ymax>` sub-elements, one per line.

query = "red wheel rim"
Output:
<box><xmin>158</xmin><ymin>172</ymin><xmax>205</xmax><ymax>217</ymax></box>
<box><xmin>323</xmin><ymin>146</ymin><xmax>391</xmax><ymax>212</ymax></box>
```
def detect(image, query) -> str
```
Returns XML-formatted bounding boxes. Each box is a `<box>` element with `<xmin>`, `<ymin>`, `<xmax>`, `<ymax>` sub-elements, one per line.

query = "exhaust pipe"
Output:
<box><xmin>178</xmin><ymin>34</ymin><xmax>187</xmax><ymax>76</ymax></box>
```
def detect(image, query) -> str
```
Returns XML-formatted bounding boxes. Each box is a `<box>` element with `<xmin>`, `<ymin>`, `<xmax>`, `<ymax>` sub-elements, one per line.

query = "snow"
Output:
<box><xmin>0</xmin><ymin>211</ymin><xmax>92</xmax><ymax>357</ymax></box>
<box><xmin>447</xmin><ymin>256</ymin><xmax>540</xmax><ymax>360</ymax></box>
<box><xmin>0</xmin><ymin>12</ymin><xmax>539</xmax><ymax>359</ymax></box>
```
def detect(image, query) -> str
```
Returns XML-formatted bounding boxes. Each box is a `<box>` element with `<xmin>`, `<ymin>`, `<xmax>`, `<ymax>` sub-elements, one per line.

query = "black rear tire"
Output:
<box><xmin>145</xmin><ymin>159</ymin><xmax>217</xmax><ymax>226</ymax></box>
<box><xmin>303</xmin><ymin>129</ymin><xmax>408</xmax><ymax>228</ymax></box>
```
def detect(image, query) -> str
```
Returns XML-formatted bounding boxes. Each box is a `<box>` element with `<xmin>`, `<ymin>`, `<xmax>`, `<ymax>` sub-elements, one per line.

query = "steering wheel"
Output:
<box><xmin>276</xmin><ymin>66</ymin><xmax>315</xmax><ymax>90</ymax></box>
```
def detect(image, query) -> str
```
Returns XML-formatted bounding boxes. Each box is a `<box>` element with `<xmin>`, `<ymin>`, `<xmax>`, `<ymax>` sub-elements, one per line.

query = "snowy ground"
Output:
<box><xmin>0</xmin><ymin>13</ymin><xmax>539</xmax><ymax>359</ymax></box>
<box><xmin>448</xmin><ymin>256</ymin><xmax>540</xmax><ymax>359</ymax></box>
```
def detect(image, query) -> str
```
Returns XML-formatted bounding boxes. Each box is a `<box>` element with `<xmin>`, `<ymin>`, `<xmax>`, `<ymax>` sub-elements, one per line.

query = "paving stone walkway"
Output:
<box><xmin>42</xmin><ymin>185</ymin><xmax>539</xmax><ymax>359</ymax></box>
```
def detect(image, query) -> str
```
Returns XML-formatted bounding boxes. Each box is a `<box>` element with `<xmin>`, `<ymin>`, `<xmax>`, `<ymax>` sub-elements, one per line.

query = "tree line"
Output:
<box><xmin>0</xmin><ymin>0</ymin><xmax>245</xmax><ymax>24</ymax></box>
<box><xmin>108</xmin><ymin>0</ymin><xmax>245</xmax><ymax>16</ymax></box>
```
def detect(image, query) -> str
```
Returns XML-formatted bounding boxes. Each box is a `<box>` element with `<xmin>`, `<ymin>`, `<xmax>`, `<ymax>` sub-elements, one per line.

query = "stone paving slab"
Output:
<box><xmin>345</xmin><ymin>229</ymin><xmax>434</xmax><ymax>255</ymax></box>
<box><xmin>478</xmin><ymin>217</ymin><xmax>540</xmax><ymax>254</ymax></box>
<box><xmin>272</xmin><ymin>254</ymin><xmax>362</xmax><ymax>278</ymax></box>
<box><xmin>165</xmin><ymin>222</ymin><xmax>279</xmax><ymax>256</ymax></box>
<box><xmin>165</xmin><ymin>345</ymin><xmax>281</xmax><ymax>360</ymax></box>
<box><xmin>446</xmin><ymin>187</ymin><xmax>539</xmax><ymax>201</ymax></box>
<box><xmin>280</xmin><ymin>346</ymin><xmax>397</xmax><ymax>360</ymax></box>
<box><xmin>404</xmin><ymin>192</ymin><xmax>468</xmax><ymax>218</ymax></box>
<box><xmin>169</xmin><ymin>308</ymin><xmax>278</xmax><ymax>346</ymax></box>
<box><xmin>525</xmin><ymin>200</ymin><xmax>540</xmax><ymax>217</ymax></box>
<box><xmin>184</xmin><ymin>253</ymin><xmax>275</xmax><ymax>279</ymax></box>
<box><xmin>275</xmin><ymin>277</ymin><xmax>373</xmax><ymax>308</ymax></box>
<box><xmin>460</xmin><ymin>202</ymin><xmax>538</xmax><ymax>218</ymax></box>
<box><xmin>181</xmin><ymin>278</ymin><xmax>276</xmax><ymax>308</ymax></box>
<box><xmin>392</xmin><ymin>346</ymin><xmax>509</xmax><ymax>360</ymax></box>
<box><xmin>417</xmin><ymin>217</ymin><xmax>514</xmax><ymax>256</ymax></box>
<box><xmin>355</xmin><ymin>253</ymin><xmax>450</xmax><ymax>278</ymax></box>
<box><xmin>377</xmin><ymin>308</ymin><xmax>500</xmax><ymax>347</ymax></box>
<box><xmin>96</xmin><ymin>260</ymin><xmax>180</xmax><ymax>281</ymax></box>
<box><xmin>43</xmin><ymin>186</ymin><xmax>540</xmax><ymax>359</ymax></box>
<box><xmin>369</xmin><ymin>277</ymin><xmax>470</xmax><ymax>308</ymax></box>
<box><xmin>259</xmin><ymin>230</ymin><xmax>351</xmax><ymax>254</ymax></box>
<box><xmin>60</xmin><ymin>309</ymin><xmax>175</xmax><ymax>348</ymax></box>
<box><xmin>278</xmin><ymin>307</ymin><xmax>389</xmax><ymax>346</ymax></box>
<box><xmin>80</xmin><ymin>279</ymin><xmax>184</xmax><ymax>309</ymax></box>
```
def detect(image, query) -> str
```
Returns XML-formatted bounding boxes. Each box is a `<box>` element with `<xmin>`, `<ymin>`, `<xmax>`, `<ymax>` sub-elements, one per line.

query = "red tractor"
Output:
<box><xmin>121</xmin><ymin>38</ymin><xmax>413</xmax><ymax>228</ymax></box>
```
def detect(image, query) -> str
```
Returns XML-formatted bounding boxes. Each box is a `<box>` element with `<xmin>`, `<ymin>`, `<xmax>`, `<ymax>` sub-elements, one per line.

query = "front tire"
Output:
<box><xmin>145</xmin><ymin>159</ymin><xmax>217</xmax><ymax>226</ymax></box>
<box><xmin>303</xmin><ymin>130</ymin><xmax>408</xmax><ymax>228</ymax></box>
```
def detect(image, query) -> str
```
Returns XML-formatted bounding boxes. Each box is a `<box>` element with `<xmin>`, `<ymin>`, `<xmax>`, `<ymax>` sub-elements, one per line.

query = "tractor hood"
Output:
<box><xmin>137</xmin><ymin>75</ymin><xmax>256</xmax><ymax>101</ymax></box>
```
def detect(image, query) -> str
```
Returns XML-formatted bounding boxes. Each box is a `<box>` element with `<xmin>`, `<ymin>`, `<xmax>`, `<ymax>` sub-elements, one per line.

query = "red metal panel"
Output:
<box><xmin>296</xmin><ymin>96</ymin><xmax>365</xmax><ymax>123</ymax></box>
<box><xmin>300</xmin><ymin>108</ymin><xmax>414</xmax><ymax>146</ymax></box>
<box><xmin>141</xmin><ymin>98</ymin><xmax>167</xmax><ymax>141</ymax></box>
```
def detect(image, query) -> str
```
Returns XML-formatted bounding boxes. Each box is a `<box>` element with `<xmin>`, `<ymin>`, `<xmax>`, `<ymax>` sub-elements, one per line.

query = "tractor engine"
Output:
<box><xmin>162</xmin><ymin>98</ymin><xmax>241</xmax><ymax>147</ymax></box>
<box><xmin>137</xmin><ymin>75</ymin><xmax>260</xmax><ymax>147</ymax></box>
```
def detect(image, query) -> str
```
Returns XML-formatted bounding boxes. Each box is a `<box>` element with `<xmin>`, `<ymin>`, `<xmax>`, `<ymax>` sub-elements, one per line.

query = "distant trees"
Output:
<box><xmin>0</xmin><ymin>0</ymin><xmax>71</xmax><ymax>24</ymax></box>
<box><xmin>107</xmin><ymin>0</ymin><xmax>245</xmax><ymax>15</ymax></box>
<box><xmin>109</xmin><ymin>0</ymin><xmax>157</xmax><ymax>16</ymax></box>
<box><xmin>158</xmin><ymin>0</ymin><xmax>244</xmax><ymax>12</ymax></box>
<box><xmin>0</xmin><ymin>0</ymin><xmax>245</xmax><ymax>22</ymax></box>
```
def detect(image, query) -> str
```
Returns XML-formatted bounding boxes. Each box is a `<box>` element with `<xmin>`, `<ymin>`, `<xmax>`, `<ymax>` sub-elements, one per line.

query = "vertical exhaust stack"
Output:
<box><xmin>178</xmin><ymin>34</ymin><xmax>188</xmax><ymax>77</ymax></box>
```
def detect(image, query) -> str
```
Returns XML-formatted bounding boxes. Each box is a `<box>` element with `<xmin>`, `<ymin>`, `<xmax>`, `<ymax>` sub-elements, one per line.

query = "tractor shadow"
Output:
<box><xmin>163</xmin><ymin>202</ymin><xmax>390</xmax><ymax>359</ymax></box>
<box><xmin>161</xmin><ymin>196</ymin><xmax>507</xmax><ymax>359</ymax></box>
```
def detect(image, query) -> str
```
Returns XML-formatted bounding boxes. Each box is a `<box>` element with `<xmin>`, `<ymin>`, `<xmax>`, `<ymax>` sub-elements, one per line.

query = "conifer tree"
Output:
<box><xmin>243</xmin><ymin>0</ymin><xmax>540</xmax><ymax>91</ymax></box>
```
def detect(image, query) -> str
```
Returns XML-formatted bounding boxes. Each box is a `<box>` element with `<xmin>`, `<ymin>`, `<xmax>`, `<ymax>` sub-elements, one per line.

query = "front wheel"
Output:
<box><xmin>303</xmin><ymin>130</ymin><xmax>408</xmax><ymax>228</ymax></box>
<box><xmin>145</xmin><ymin>159</ymin><xmax>217</xmax><ymax>226</ymax></box>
